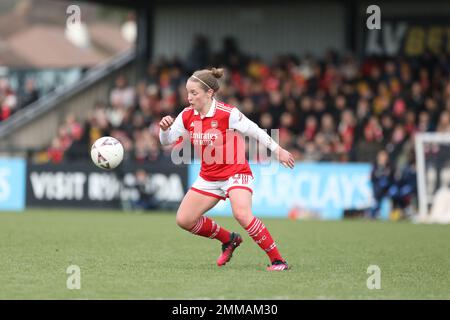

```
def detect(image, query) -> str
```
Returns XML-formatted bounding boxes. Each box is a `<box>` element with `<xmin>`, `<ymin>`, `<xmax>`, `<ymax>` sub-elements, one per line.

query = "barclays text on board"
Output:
<box><xmin>189</xmin><ymin>163</ymin><xmax>374</xmax><ymax>219</ymax></box>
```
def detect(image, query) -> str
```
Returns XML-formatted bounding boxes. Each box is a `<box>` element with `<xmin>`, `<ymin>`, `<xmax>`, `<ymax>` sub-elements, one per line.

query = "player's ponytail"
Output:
<box><xmin>211</xmin><ymin>68</ymin><xmax>224</xmax><ymax>79</ymax></box>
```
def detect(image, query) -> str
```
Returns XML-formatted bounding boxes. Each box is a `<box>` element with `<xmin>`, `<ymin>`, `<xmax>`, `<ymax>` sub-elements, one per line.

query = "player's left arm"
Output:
<box><xmin>229</xmin><ymin>108</ymin><xmax>295</xmax><ymax>169</ymax></box>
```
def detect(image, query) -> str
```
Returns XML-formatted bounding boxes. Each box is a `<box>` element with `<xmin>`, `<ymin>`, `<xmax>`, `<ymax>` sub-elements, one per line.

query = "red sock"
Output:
<box><xmin>189</xmin><ymin>216</ymin><xmax>231</xmax><ymax>244</ymax></box>
<box><xmin>245</xmin><ymin>217</ymin><xmax>283</xmax><ymax>263</ymax></box>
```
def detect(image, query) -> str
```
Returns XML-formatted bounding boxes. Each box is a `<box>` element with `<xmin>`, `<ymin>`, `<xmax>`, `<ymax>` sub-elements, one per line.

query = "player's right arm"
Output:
<box><xmin>159</xmin><ymin>112</ymin><xmax>187</xmax><ymax>145</ymax></box>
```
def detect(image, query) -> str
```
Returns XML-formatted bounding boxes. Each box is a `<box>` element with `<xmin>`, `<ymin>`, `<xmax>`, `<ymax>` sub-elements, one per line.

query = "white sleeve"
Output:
<box><xmin>229</xmin><ymin>108</ymin><xmax>279</xmax><ymax>152</ymax></box>
<box><xmin>159</xmin><ymin>112</ymin><xmax>187</xmax><ymax>145</ymax></box>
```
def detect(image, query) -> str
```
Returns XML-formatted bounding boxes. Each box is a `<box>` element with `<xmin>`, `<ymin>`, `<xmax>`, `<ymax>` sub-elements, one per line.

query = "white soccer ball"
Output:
<box><xmin>90</xmin><ymin>136</ymin><xmax>124</xmax><ymax>170</ymax></box>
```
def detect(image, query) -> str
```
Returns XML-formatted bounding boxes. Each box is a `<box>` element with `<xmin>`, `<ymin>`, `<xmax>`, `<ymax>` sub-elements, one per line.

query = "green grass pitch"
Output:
<box><xmin>0</xmin><ymin>209</ymin><xmax>448</xmax><ymax>299</ymax></box>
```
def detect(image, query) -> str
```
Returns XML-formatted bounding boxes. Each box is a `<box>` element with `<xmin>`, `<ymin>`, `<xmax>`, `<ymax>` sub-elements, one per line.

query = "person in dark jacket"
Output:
<box><xmin>370</xmin><ymin>149</ymin><xmax>394</xmax><ymax>219</ymax></box>
<box><xmin>132</xmin><ymin>169</ymin><xmax>158</xmax><ymax>210</ymax></box>
<box><xmin>388</xmin><ymin>152</ymin><xmax>417</xmax><ymax>218</ymax></box>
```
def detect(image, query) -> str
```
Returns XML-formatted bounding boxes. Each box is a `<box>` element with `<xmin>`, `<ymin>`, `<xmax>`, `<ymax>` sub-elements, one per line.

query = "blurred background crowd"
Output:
<box><xmin>23</xmin><ymin>37</ymin><xmax>449</xmax><ymax>169</ymax></box>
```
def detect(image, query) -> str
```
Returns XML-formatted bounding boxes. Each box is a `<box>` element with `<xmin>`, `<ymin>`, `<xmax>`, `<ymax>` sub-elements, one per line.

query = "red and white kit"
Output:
<box><xmin>160</xmin><ymin>99</ymin><xmax>279</xmax><ymax>199</ymax></box>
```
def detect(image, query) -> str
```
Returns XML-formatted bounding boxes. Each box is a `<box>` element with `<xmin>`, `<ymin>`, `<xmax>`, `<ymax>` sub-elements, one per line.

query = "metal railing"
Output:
<box><xmin>0</xmin><ymin>49</ymin><xmax>136</xmax><ymax>139</ymax></box>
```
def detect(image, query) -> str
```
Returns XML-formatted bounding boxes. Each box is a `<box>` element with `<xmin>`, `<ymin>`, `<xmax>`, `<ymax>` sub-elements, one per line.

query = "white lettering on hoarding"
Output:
<box><xmin>30</xmin><ymin>172</ymin><xmax>86</xmax><ymax>200</ymax></box>
<box><xmin>254</xmin><ymin>171</ymin><xmax>372</xmax><ymax>209</ymax></box>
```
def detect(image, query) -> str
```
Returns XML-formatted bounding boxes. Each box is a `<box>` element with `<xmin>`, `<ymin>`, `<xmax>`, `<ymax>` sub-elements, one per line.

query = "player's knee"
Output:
<box><xmin>232</xmin><ymin>206</ymin><xmax>251</xmax><ymax>225</ymax></box>
<box><xmin>176</xmin><ymin>212</ymin><xmax>194</xmax><ymax>230</ymax></box>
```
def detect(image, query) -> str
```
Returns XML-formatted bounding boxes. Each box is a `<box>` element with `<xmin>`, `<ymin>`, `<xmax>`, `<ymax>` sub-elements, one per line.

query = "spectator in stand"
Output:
<box><xmin>110</xmin><ymin>74</ymin><xmax>135</xmax><ymax>110</ymax></box>
<box><xmin>354</xmin><ymin>115</ymin><xmax>384</xmax><ymax>162</ymax></box>
<box><xmin>417</xmin><ymin>111</ymin><xmax>432</xmax><ymax>133</ymax></box>
<box><xmin>0</xmin><ymin>78</ymin><xmax>17</xmax><ymax>121</ymax></box>
<box><xmin>64</xmin><ymin>125</ymin><xmax>88</xmax><ymax>162</ymax></box>
<box><xmin>338</xmin><ymin>109</ymin><xmax>356</xmax><ymax>153</ymax></box>
<box><xmin>386</xmin><ymin>124</ymin><xmax>408</xmax><ymax>165</ymax></box>
<box><xmin>436</xmin><ymin>111</ymin><xmax>450</xmax><ymax>133</ymax></box>
<box><xmin>19</xmin><ymin>78</ymin><xmax>39</xmax><ymax>108</ymax></box>
<box><xmin>319</xmin><ymin>113</ymin><xmax>338</xmax><ymax>148</ymax></box>
<box><xmin>47</xmin><ymin>137</ymin><xmax>65</xmax><ymax>164</ymax></box>
<box><xmin>424</xmin><ymin>97</ymin><xmax>440</xmax><ymax>125</ymax></box>
<box><xmin>404</xmin><ymin>110</ymin><xmax>417</xmax><ymax>135</ymax></box>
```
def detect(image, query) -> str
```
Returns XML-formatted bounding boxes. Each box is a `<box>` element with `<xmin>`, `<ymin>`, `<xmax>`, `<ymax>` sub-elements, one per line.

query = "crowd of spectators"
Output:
<box><xmin>34</xmin><ymin>38</ymin><xmax>450</xmax><ymax>179</ymax></box>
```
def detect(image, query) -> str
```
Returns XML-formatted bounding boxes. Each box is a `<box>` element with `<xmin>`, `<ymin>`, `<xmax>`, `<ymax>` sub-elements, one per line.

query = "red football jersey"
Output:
<box><xmin>175</xmin><ymin>99</ymin><xmax>253</xmax><ymax>181</ymax></box>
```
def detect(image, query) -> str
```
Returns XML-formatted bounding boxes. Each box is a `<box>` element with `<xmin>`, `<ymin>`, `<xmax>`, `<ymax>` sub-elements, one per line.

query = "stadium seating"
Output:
<box><xmin>34</xmin><ymin>50</ymin><xmax>450</xmax><ymax>174</ymax></box>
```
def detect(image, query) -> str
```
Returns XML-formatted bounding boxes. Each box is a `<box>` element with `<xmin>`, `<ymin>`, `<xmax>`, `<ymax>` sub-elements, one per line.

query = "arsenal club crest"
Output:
<box><xmin>211</xmin><ymin>120</ymin><xmax>218</xmax><ymax>128</ymax></box>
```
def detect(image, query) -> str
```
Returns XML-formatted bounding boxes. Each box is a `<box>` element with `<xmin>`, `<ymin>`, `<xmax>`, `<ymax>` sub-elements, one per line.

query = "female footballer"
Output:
<box><xmin>159</xmin><ymin>68</ymin><xmax>294</xmax><ymax>271</ymax></box>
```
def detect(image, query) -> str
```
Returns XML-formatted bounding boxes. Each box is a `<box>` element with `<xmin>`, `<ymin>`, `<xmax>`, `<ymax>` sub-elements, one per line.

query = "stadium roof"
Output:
<box><xmin>0</xmin><ymin>0</ymin><xmax>133</xmax><ymax>69</ymax></box>
<box><xmin>5</xmin><ymin>25</ymin><xmax>106</xmax><ymax>68</ymax></box>
<box><xmin>0</xmin><ymin>41</ymin><xmax>30</xmax><ymax>67</ymax></box>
